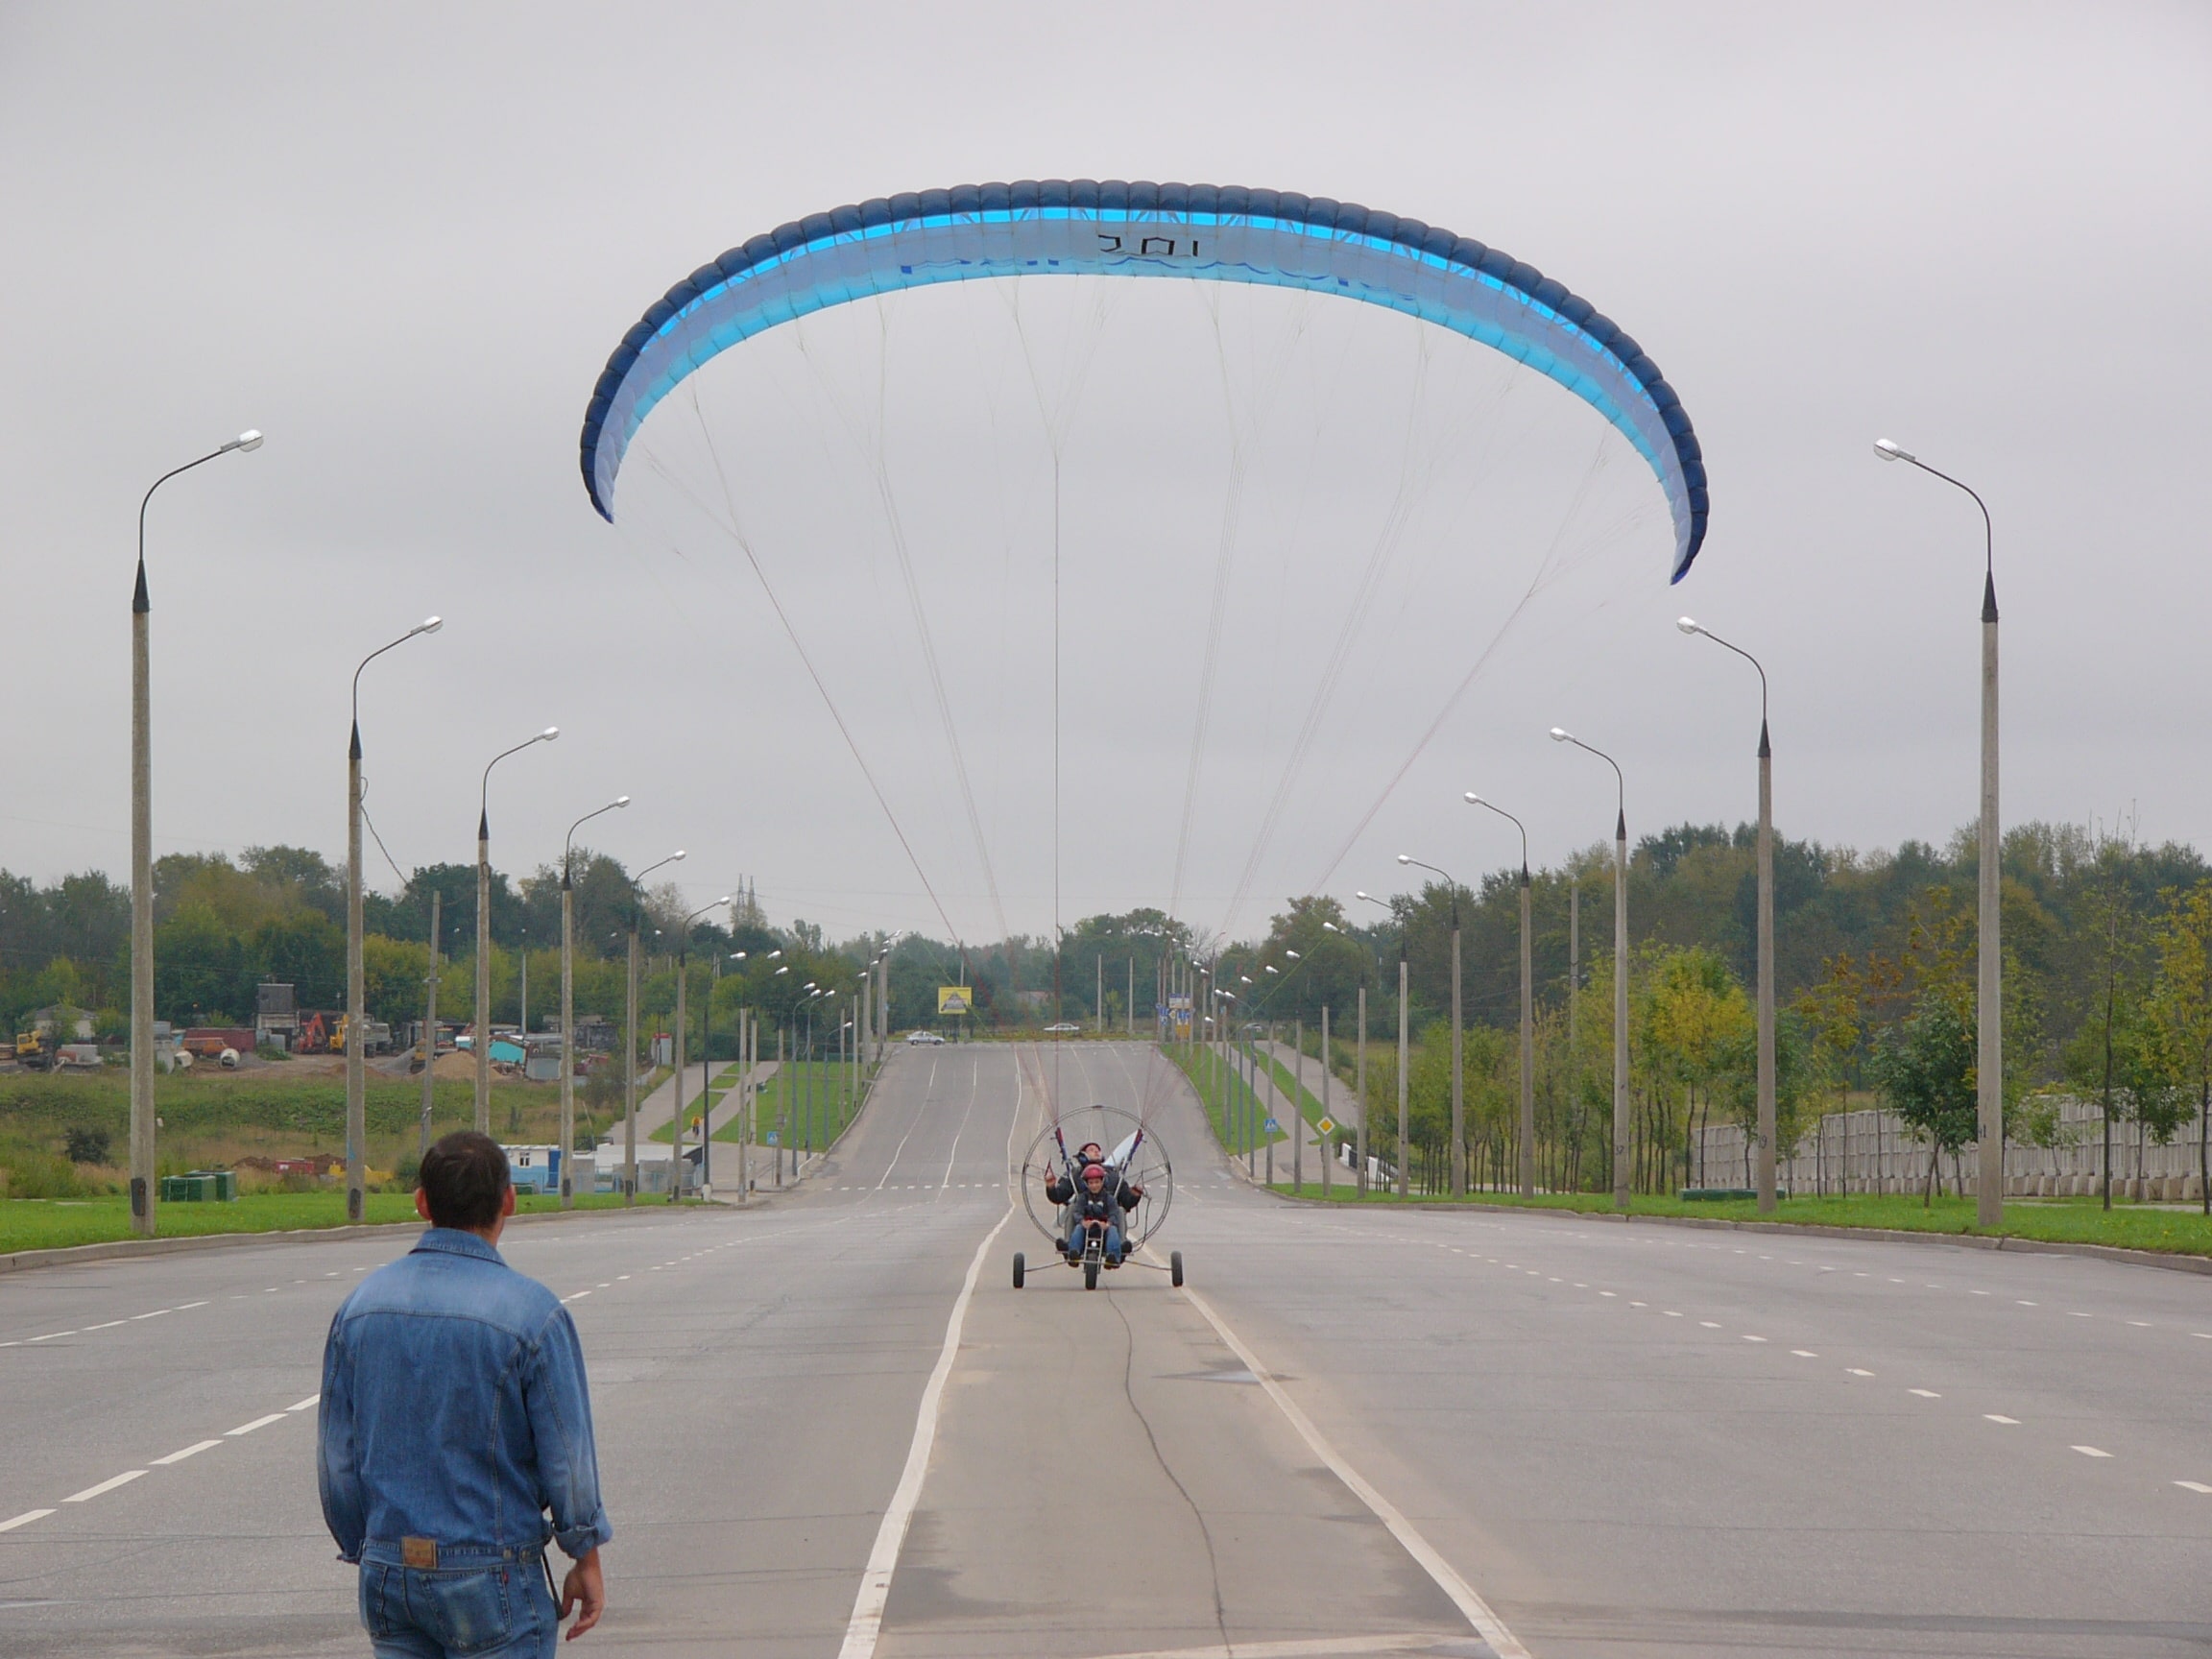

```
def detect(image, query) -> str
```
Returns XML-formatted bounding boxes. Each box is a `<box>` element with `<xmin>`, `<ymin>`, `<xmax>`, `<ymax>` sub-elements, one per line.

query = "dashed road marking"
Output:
<box><xmin>153</xmin><ymin>1441</ymin><xmax>223</xmax><ymax>1465</ymax></box>
<box><xmin>1984</xmin><ymin>1415</ymin><xmax>2020</xmax><ymax>1426</ymax></box>
<box><xmin>1909</xmin><ymin>1388</ymin><xmax>1942</xmax><ymax>1399</ymax></box>
<box><xmin>0</xmin><ymin>1508</ymin><xmax>56</xmax><ymax>1532</ymax></box>
<box><xmin>63</xmin><ymin>1471</ymin><xmax>145</xmax><ymax>1503</ymax></box>
<box><xmin>227</xmin><ymin>1414</ymin><xmax>287</xmax><ymax>1437</ymax></box>
<box><xmin>2073</xmin><ymin>1446</ymin><xmax>2113</xmax><ymax>1458</ymax></box>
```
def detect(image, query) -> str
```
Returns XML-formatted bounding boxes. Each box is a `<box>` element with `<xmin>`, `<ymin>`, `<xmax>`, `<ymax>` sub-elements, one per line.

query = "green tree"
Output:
<box><xmin>2148</xmin><ymin>883</ymin><xmax>2212</xmax><ymax>1215</ymax></box>
<box><xmin>1871</xmin><ymin>996</ymin><xmax>1978</xmax><ymax>1205</ymax></box>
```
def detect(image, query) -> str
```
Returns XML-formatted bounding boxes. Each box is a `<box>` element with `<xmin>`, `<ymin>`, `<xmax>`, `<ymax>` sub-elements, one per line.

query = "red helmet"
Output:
<box><xmin>1082</xmin><ymin>1164</ymin><xmax>1106</xmax><ymax>1183</ymax></box>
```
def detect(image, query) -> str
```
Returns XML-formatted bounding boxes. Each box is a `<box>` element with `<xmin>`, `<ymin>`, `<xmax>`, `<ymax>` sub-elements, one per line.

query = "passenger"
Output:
<box><xmin>1043</xmin><ymin>1142</ymin><xmax>1106</xmax><ymax>1209</ymax></box>
<box><xmin>1067</xmin><ymin>1163</ymin><xmax>1140</xmax><ymax>1263</ymax></box>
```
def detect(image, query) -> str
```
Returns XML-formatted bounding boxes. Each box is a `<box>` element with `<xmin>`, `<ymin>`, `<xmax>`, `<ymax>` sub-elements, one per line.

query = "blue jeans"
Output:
<box><xmin>359</xmin><ymin>1554</ymin><xmax>557</xmax><ymax>1658</ymax></box>
<box><xmin>1068</xmin><ymin>1223</ymin><xmax>1122</xmax><ymax>1262</ymax></box>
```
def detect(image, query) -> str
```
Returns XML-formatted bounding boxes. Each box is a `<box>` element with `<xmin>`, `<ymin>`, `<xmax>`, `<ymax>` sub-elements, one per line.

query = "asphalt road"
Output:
<box><xmin>1</xmin><ymin>1041</ymin><xmax>2206</xmax><ymax>1657</ymax></box>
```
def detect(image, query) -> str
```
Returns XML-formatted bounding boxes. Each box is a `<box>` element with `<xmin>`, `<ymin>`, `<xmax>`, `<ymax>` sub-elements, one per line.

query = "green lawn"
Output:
<box><xmin>0</xmin><ymin>1190</ymin><xmax>637</xmax><ymax>1255</ymax></box>
<box><xmin>1262</xmin><ymin>1185</ymin><xmax>2212</xmax><ymax>1257</ymax></box>
<box><xmin>651</xmin><ymin>1060</ymin><xmax>872</xmax><ymax>1146</ymax></box>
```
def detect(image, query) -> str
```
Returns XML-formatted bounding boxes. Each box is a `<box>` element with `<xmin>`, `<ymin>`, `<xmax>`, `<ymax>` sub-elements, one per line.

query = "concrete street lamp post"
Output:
<box><xmin>130</xmin><ymin>429</ymin><xmax>262</xmax><ymax>1238</ymax></box>
<box><xmin>669</xmin><ymin>897</ymin><xmax>732</xmax><ymax>1202</ymax></box>
<box><xmin>1553</xmin><ymin>728</ymin><xmax>1631</xmax><ymax>1210</ymax></box>
<box><xmin>474</xmin><ymin>729</ymin><xmax>558</xmax><ymax>1131</ymax></box>
<box><xmin>1678</xmin><ymin>617</ymin><xmax>1778</xmax><ymax>1212</ymax></box>
<box><xmin>560</xmin><ymin>796</ymin><xmax>630</xmax><ymax>1207</ymax></box>
<box><xmin>619</xmin><ymin>851</ymin><xmax>685</xmax><ymax>1203</ymax></box>
<box><xmin>347</xmin><ymin>616</ymin><xmax>443</xmax><ymax>1223</ymax></box>
<box><xmin>1876</xmin><ymin>438</ymin><xmax>2005</xmax><ymax>1228</ymax></box>
<box><xmin>1355</xmin><ymin>891</ymin><xmax>1409</xmax><ymax>1197</ymax></box>
<box><xmin>1398</xmin><ymin>855</ymin><xmax>1465</xmax><ymax>1196</ymax></box>
<box><xmin>1466</xmin><ymin>795</ymin><xmax>1536</xmax><ymax>1198</ymax></box>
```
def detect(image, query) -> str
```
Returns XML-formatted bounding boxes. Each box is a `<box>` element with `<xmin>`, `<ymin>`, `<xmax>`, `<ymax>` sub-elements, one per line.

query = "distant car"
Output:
<box><xmin>905</xmin><ymin>1030</ymin><xmax>946</xmax><ymax>1046</ymax></box>
<box><xmin>1043</xmin><ymin>1022</ymin><xmax>1081</xmax><ymax>1034</ymax></box>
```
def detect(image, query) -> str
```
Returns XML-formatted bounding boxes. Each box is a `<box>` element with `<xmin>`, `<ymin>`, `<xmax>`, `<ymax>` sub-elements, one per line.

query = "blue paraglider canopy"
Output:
<box><xmin>579</xmin><ymin>180</ymin><xmax>1709</xmax><ymax>579</ymax></box>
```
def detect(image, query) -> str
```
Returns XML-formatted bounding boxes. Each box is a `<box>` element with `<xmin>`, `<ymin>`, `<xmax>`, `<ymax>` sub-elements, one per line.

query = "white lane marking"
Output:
<box><xmin>1909</xmin><ymin>1388</ymin><xmax>1942</xmax><ymax>1398</ymax></box>
<box><xmin>1663</xmin><ymin>1310</ymin><xmax>1683</xmax><ymax>1318</ymax></box>
<box><xmin>1970</xmin><ymin>1289</ymin><xmax>1988</xmax><ymax>1295</ymax></box>
<box><xmin>63</xmin><ymin>1471</ymin><xmax>146</xmax><ymax>1503</ymax></box>
<box><xmin>129</xmin><ymin>1310</ymin><xmax>168</xmax><ymax>1321</ymax></box>
<box><xmin>1846</xmin><ymin>1368</ymin><xmax>1875</xmax><ymax>1378</ymax></box>
<box><xmin>2017</xmin><ymin>1300</ymin><xmax>2037</xmax><ymax>1307</ymax></box>
<box><xmin>1173</xmin><ymin>1281</ymin><xmax>1530</xmax><ymax>1659</ymax></box>
<box><xmin>2073</xmin><ymin>1446</ymin><xmax>2113</xmax><ymax>1458</ymax></box>
<box><xmin>0</xmin><ymin>1508</ymin><xmax>55</xmax><ymax>1532</ymax></box>
<box><xmin>176</xmin><ymin>1301</ymin><xmax>207</xmax><ymax>1310</ymax></box>
<box><xmin>1791</xmin><ymin>1350</ymin><xmax>1818</xmax><ymax>1358</ymax></box>
<box><xmin>153</xmin><ymin>1440</ymin><xmax>223</xmax><ymax>1465</ymax></box>
<box><xmin>1743</xmin><ymin>1335</ymin><xmax>1767</xmax><ymax>1343</ymax></box>
<box><xmin>1599</xmin><ymin>1291</ymin><xmax>1616</xmax><ymax>1298</ymax></box>
<box><xmin>227</xmin><ymin>1413</ymin><xmax>287</xmax><ymax>1437</ymax></box>
<box><xmin>836</xmin><ymin>1205</ymin><xmax>1015</xmax><ymax>1659</ymax></box>
<box><xmin>616</xmin><ymin>1275</ymin><xmax>631</xmax><ymax>1281</ymax></box>
<box><xmin>1082</xmin><ymin>1638</ymin><xmax>1474</xmax><ymax>1659</ymax></box>
<box><xmin>84</xmin><ymin>1321</ymin><xmax>125</xmax><ymax>1332</ymax></box>
<box><xmin>564</xmin><ymin>1291</ymin><xmax>591</xmax><ymax>1302</ymax></box>
<box><xmin>2177</xmin><ymin>1481</ymin><xmax>2212</xmax><ymax>1494</ymax></box>
<box><xmin>1698</xmin><ymin>1321</ymin><xmax>1720</xmax><ymax>1329</ymax></box>
<box><xmin>287</xmin><ymin>1395</ymin><xmax>320</xmax><ymax>1412</ymax></box>
<box><xmin>1984</xmin><ymin>1415</ymin><xmax>2020</xmax><ymax>1425</ymax></box>
<box><xmin>2127</xmin><ymin>1321</ymin><xmax>2151</xmax><ymax>1328</ymax></box>
<box><xmin>27</xmin><ymin>1332</ymin><xmax>77</xmax><ymax>1342</ymax></box>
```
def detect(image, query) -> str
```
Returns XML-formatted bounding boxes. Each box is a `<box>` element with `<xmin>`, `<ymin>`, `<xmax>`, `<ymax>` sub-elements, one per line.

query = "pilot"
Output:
<box><xmin>1067</xmin><ymin>1163</ymin><xmax>1141</xmax><ymax>1263</ymax></box>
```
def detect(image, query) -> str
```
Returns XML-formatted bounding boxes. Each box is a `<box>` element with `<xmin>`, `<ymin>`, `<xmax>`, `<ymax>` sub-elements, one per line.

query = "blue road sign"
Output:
<box><xmin>766</xmin><ymin>1131</ymin><xmax>780</xmax><ymax>1145</ymax></box>
<box><xmin>1263</xmin><ymin>1117</ymin><xmax>1280</xmax><ymax>1134</ymax></box>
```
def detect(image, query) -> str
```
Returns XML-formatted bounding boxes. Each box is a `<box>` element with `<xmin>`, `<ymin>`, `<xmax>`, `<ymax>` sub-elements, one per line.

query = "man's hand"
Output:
<box><xmin>559</xmin><ymin>1548</ymin><xmax>605</xmax><ymax>1640</ymax></box>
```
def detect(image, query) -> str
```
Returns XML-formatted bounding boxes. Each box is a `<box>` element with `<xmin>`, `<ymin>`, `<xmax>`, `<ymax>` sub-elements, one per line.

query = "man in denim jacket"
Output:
<box><xmin>320</xmin><ymin>1131</ymin><xmax>611</xmax><ymax>1654</ymax></box>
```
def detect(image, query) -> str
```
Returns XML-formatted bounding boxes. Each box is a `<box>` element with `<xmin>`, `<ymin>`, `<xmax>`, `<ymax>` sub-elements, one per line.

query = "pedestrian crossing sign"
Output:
<box><xmin>1263</xmin><ymin>1117</ymin><xmax>1280</xmax><ymax>1134</ymax></box>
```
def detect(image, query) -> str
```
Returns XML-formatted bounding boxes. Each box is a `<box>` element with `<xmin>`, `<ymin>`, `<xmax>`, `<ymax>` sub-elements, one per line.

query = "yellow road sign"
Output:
<box><xmin>1315</xmin><ymin>1116</ymin><xmax>1336</xmax><ymax>1137</ymax></box>
<box><xmin>937</xmin><ymin>986</ymin><xmax>973</xmax><ymax>1016</ymax></box>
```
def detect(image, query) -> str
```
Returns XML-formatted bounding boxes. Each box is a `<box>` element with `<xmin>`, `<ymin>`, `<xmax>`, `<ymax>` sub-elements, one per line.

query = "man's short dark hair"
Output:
<box><xmin>419</xmin><ymin>1131</ymin><xmax>510</xmax><ymax>1230</ymax></box>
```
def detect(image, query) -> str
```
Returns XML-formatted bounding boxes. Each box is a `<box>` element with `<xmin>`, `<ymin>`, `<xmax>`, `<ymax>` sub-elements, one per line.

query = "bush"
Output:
<box><xmin>63</xmin><ymin>1125</ymin><xmax>111</xmax><ymax>1165</ymax></box>
<box><xmin>1</xmin><ymin>1153</ymin><xmax>86</xmax><ymax>1199</ymax></box>
<box><xmin>393</xmin><ymin>1152</ymin><xmax>421</xmax><ymax>1190</ymax></box>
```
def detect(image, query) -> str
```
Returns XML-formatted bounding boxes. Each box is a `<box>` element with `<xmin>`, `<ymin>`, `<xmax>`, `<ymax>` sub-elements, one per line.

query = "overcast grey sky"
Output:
<box><xmin>4</xmin><ymin>2</ymin><xmax>2207</xmax><ymax>947</ymax></box>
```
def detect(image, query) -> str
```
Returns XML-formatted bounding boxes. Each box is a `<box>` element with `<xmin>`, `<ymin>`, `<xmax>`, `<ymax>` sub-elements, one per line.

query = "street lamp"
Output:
<box><xmin>1355</xmin><ymin>891</ymin><xmax>1409</xmax><ymax>1197</ymax></box>
<box><xmin>130</xmin><ymin>429</ymin><xmax>263</xmax><ymax>1237</ymax></box>
<box><xmin>474</xmin><ymin>728</ymin><xmax>558</xmax><ymax>1130</ymax></box>
<box><xmin>1875</xmin><ymin>438</ymin><xmax>2005</xmax><ymax>1226</ymax></box>
<box><xmin>1552</xmin><ymin>727</ymin><xmax>1630</xmax><ymax>1210</ymax></box>
<box><xmin>622</xmin><ymin>850</ymin><xmax>685</xmax><ymax>1203</ymax></box>
<box><xmin>560</xmin><ymin>795</ymin><xmax>630</xmax><ymax>1207</ymax></box>
<box><xmin>1399</xmin><ymin>854</ymin><xmax>1466</xmax><ymax>1196</ymax></box>
<box><xmin>1467</xmin><ymin>793</ymin><xmax>1535</xmax><ymax>1199</ymax></box>
<box><xmin>346</xmin><ymin>616</ymin><xmax>443</xmax><ymax>1223</ymax></box>
<box><xmin>1678</xmin><ymin>616</ymin><xmax>1778</xmax><ymax>1212</ymax></box>
<box><xmin>669</xmin><ymin>895</ymin><xmax>733</xmax><ymax>1203</ymax></box>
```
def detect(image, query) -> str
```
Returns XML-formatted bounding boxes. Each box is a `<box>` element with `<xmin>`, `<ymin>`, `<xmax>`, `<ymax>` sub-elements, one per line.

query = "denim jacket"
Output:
<box><xmin>319</xmin><ymin>1228</ymin><xmax>612</xmax><ymax>1565</ymax></box>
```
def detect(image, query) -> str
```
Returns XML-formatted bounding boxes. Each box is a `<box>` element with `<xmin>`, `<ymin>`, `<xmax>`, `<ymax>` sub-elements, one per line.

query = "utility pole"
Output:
<box><xmin>420</xmin><ymin>889</ymin><xmax>441</xmax><ymax>1157</ymax></box>
<box><xmin>623</xmin><ymin>927</ymin><xmax>638</xmax><ymax>1203</ymax></box>
<box><xmin>1293</xmin><ymin>1018</ymin><xmax>1305</xmax><ymax>1192</ymax></box>
<box><xmin>1356</xmin><ymin>984</ymin><xmax>1368</xmax><ymax>1197</ymax></box>
<box><xmin>1321</xmin><ymin>1004</ymin><xmax>1333</xmax><ymax>1200</ymax></box>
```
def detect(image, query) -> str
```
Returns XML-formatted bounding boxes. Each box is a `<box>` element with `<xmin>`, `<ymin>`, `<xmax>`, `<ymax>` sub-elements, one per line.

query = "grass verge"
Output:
<box><xmin>0</xmin><ymin>1190</ymin><xmax>638</xmax><ymax>1255</ymax></box>
<box><xmin>1261</xmin><ymin>1184</ymin><xmax>2212</xmax><ymax>1257</ymax></box>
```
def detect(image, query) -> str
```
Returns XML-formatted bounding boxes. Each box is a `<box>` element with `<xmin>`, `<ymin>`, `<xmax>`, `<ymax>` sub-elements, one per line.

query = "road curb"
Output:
<box><xmin>0</xmin><ymin>1202</ymin><xmax>624</xmax><ymax>1278</ymax></box>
